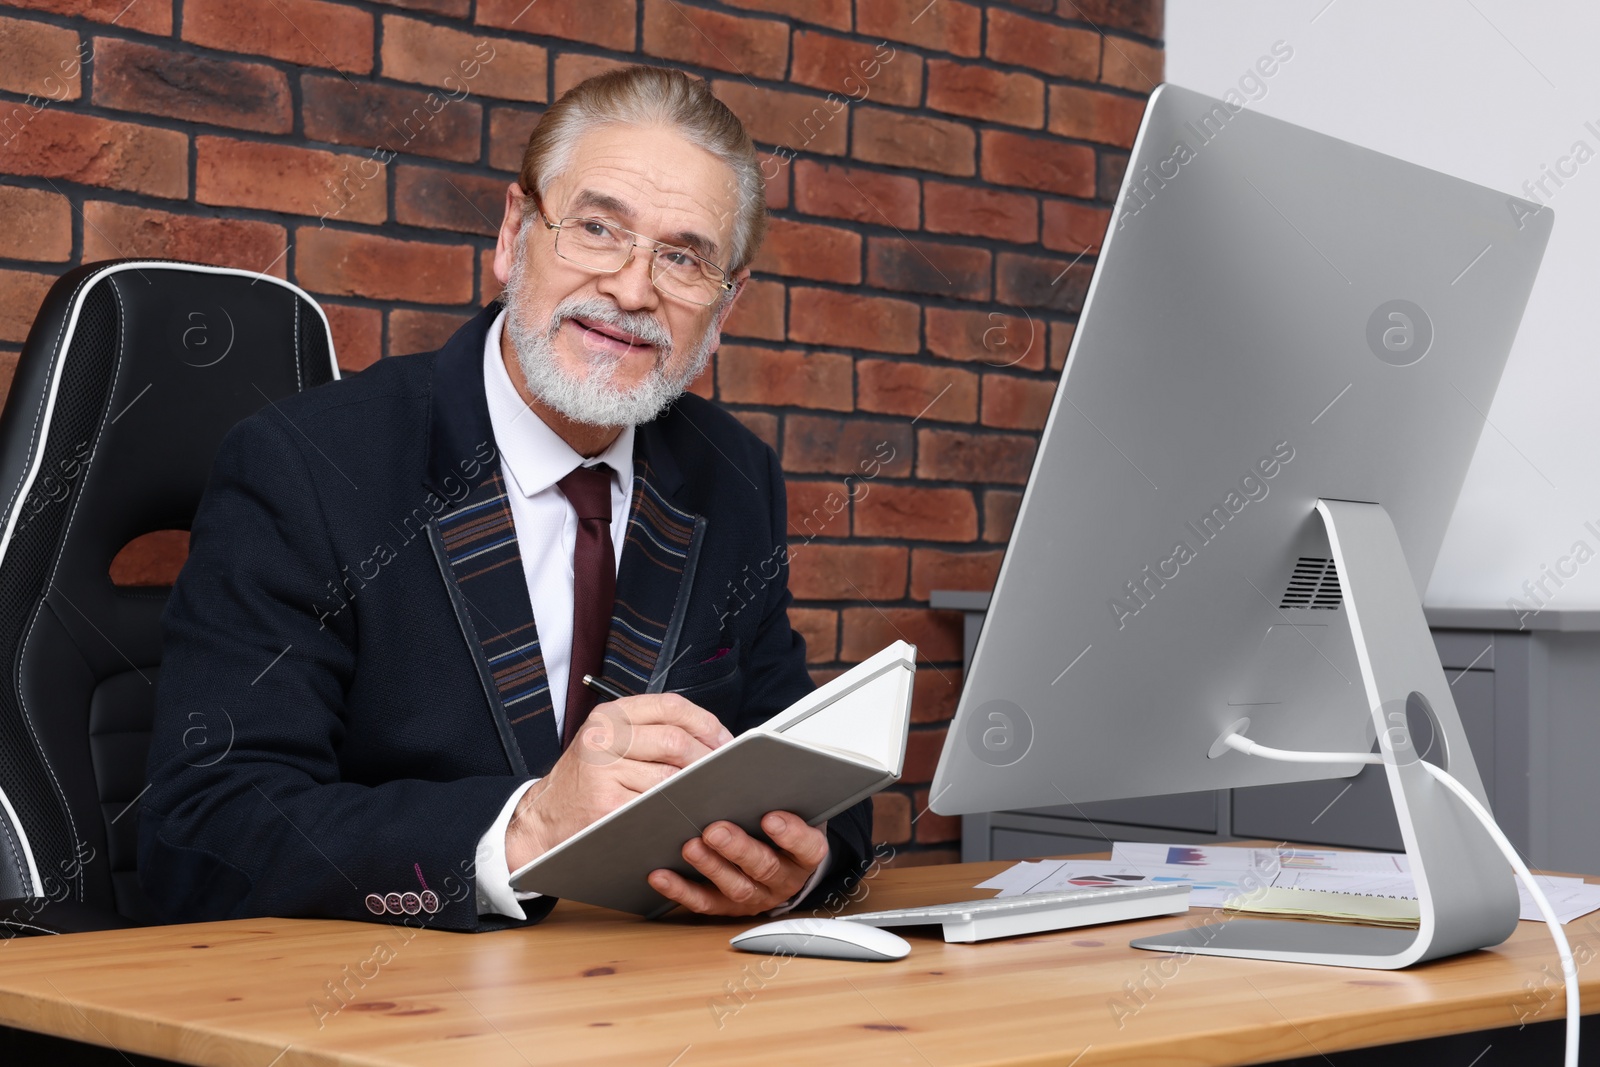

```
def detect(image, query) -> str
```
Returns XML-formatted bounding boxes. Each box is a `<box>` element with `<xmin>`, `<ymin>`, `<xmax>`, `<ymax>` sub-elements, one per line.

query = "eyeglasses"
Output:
<box><xmin>535</xmin><ymin>207</ymin><xmax>735</xmax><ymax>307</ymax></box>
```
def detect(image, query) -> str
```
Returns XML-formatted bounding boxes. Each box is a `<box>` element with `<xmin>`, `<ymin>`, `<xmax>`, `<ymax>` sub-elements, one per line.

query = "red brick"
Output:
<box><xmin>857</xmin><ymin>360</ymin><xmax>976</xmax><ymax>423</ymax></box>
<box><xmin>552</xmin><ymin>53</ymin><xmax>634</xmax><ymax>97</ymax></box>
<box><xmin>997</xmin><ymin>251</ymin><xmax>1090</xmax><ymax>313</ymax></box>
<box><xmin>642</xmin><ymin>0</ymin><xmax>788</xmax><ymax>76</ymax></box>
<box><xmin>1042</xmin><ymin>199</ymin><xmax>1111</xmax><ymax>255</ymax></box>
<box><xmin>477</xmin><ymin>0</ymin><xmax>636</xmax><ymax>50</ymax></box>
<box><xmin>0</xmin><ymin>109</ymin><xmax>185</xmax><ymax>198</ymax></box>
<box><xmin>0</xmin><ymin>15</ymin><xmax>82</xmax><ymax>100</ymax></box>
<box><xmin>714</xmin><ymin>81</ymin><xmax>847</xmax><ymax>157</ymax></box>
<box><xmin>926</xmin><ymin>306</ymin><xmax>1045</xmax><ymax>370</ymax></box>
<box><xmin>987</xmin><ymin>8</ymin><xmax>1099</xmax><ymax>79</ymax></box>
<box><xmin>923</xmin><ymin>182</ymin><xmax>1037</xmax><ymax>243</ymax></box>
<box><xmin>981</xmin><ymin>130</ymin><xmax>1096</xmax><ymax>197</ymax></box>
<box><xmin>381</xmin><ymin>15</ymin><xmax>544</xmax><ymax>103</ymax></box>
<box><xmin>480</xmin><ymin>247</ymin><xmax>502</xmax><ymax>304</ymax></box>
<box><xmin>0</xmin><ymin>269</ymin><xmax>55</xmax><ymax>343</ymax></box>
<box><xmin>787</xmin><ymin>480</ymin><xmax>851</xmax><ymax>540</ymax></box>
<box><xmin>724</xmin><ymin>0</ymin><xmax>850</xmax><ymax>30</ymax></box>
<box><xmin>857</xmin><ymin>0</ymin><xmax>981</xmax><ymax>57</ymax></box>
<box><xmin>295</xmin><ymin>228</ymin><xmax>474</xmax><ymax>303</ymax></box>
<box><xmin>81</xmin><ymin>202</ymin><xmax>287</xmax><ymax>276</ymax></box>
<box><xmin>855</xmin><ymin>485</ymin><xmax>977</xmax><ymax>543</ymax></box>
<box><xmin>927</xmin><ymin>60</ymin><xmax>1044</xmax><ymax>128</ymax></box>
<box><xmin>302</xmin><ymin>77</ymin><xmax>482</xmax><ymax>164</ymax></box>
<box><xmin>0</xmin><ymin>186</ymin><xmax>70</xmax><ymax>262</ymax></box>
<box><xmin>910</xmin><ymin>547</ymin><xmax>1002</xmax><ymax>601</ymax></box>
<box><xmin>903</xmin><ymin>727</ymin><xmax>948</xmax><ymax>782</ymax></box>
<box><xmin>489</xmin><ymin>107</ymin><xmax>541</xmax><ymax>173</ymax></box>
<box><xmin>196</xmin><ymin>137</ymin><xmax>386</xmax><ymax>224</ymax></box>
<box><xmin>789</xmin><ymin>287</ymin><xmax>920</xmax><ymax>354</ymax></box>
<box><xmin>1100</xmin><ymin>35</ymin><xmax>1164</xmax><ymax>92</ymax></box>
<box><xmin>390</xmin><ymin>308</ymin><xmax>470</xmax><ymax>355</ymax></box>
<box><xmin>912</xmin><ymin>668</ymin><xmax>960</xmax><ymax>724</ymax></box>
<box><xmin>374</xmin><ymin>0</ymin><xmax>469</xmax><ymax>16</ymax></box>
<box><xmin>791</xmin><ymin>31</ymin><xmax>921</xmax><ymax>109</ymax></box>
<box><xmin>782</xmin><ymin>415</ymin><xmax>911</xmax><ymax>477</ymax></box>
<box><xmin>3</xmin><ymin>0</ymin><xmax>169</xmax><ymax>35</ymax></box>
<box><xmin>395</xmin><ymin>165</ymin><xmax>505</xmax><ymax>236</ymax></box>
<box><xmin>982</xmin><ymin>374</ymin><xmax>1056</xmax><ymax>431</ymax></box>
<box><xmin>853</xmin><ymin>106</ymin><xmax>975</xmax><ymax>177</ymax></box>
<box><xmin>717</xmin><ymin>345</ymin><xmax>853</xmax><ymax>410</ymax></box>
<box><xmin>867</xmin><ymin>237</ymin><xmax>989</xmax><ymax>301</ymax></box>
<box><xmin>92</xmin><ymin>37</ymin><xmax>290</xmax><ymax>134</ymax></box>
<box><xmin>184</xmin><ymin>0</ymin><xmax>373</xmax><ymax>74</ymax></box>
<box><xmin>793</xmin><ymin>161</ymin><xmax>918</xmax><ymax>230</ymax></box>
<box><xmin>1099</xmin><ymin>150</ymin><xmax>1129</xmax><ymax>200</ymax></box>
<box><xmin>873</xmin><ymin>791</ymin><xmax>911</xmax><ymax>845</ymax></box>
<box><xmin>984</xmin><ymin>490</ymin><xmax>1021</xmax><ymax>542</ymax></box>
<box><xmin>917</xmin><ymin>428</ymin><xmax>1036</xmax><ymax>484</ymax></box>
<box><xmin>321</xmin><ymin>302</ymin><xmax>382</xmax><ymax>373</ymax></box>
<box><xmin>913</xmin><ymin>787</ymin><xmax>962</xmax><ymax>843</ymax></box>
<box><xmin>789</xmin><ymin>543</ymin><xmax>907</xmax><ymax>601</ymax></box>
<box><xmin>724</xmin><ymin>278</ymin><xmax>784</xmax><ymax>340</ymax></box>
<box><xmin>759</xmin><ymin>152</ymin><xmax>790</xmax><ymax>210</ymax></box>
<box><xmin>841</xmin><ymin>607</ymin><xmax>962</xmax><ymax>662</ymax></box>
<box><xmin>1062</xmin><ymin>0</ymin><xmax>1164</xmax><ymax>38</ymax></box>
<box><xmin>788</xmin><ymin>607</ymin><xmax>839</xmax><ymax>663</ymax></box>
<box><xmin>1048</xmin><ymin>84</ymin><xmax>1145</xmax><ymax>148</ymax></box>
<box><xmin>732</xmin><ymin>410</ymin><xmax>778</xmax><ymax>449</ymax></box>
<box><xmin>1050</xmin><ymin>321</ymin><xmax>1075</xmax><ymax>370</ymax></box>
<box><xmin>751</xmin><ymin>218</ymin><xmax>860</xmax><ymax>285</ymax></box>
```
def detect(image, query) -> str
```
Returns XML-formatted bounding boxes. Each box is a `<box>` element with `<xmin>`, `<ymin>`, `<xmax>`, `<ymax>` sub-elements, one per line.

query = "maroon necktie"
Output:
<box><xmin>558</xmin><ymin>463</ymin><xmax>615</xmax><ymax>749</ymax></box>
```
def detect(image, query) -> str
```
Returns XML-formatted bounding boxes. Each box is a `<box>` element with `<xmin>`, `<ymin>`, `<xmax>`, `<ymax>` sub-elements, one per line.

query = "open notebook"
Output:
<box><xmin>510</xmin><ymin>641</ymin><xmax>916</xmax><ymax>917</ymax></box>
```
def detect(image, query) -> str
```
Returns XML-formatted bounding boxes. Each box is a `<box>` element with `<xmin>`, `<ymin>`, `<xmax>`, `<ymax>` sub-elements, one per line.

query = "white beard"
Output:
<box><xmin>501</xmin><ymin>236</ymin><xmax>717</xmax><ymax>428</ymax></box>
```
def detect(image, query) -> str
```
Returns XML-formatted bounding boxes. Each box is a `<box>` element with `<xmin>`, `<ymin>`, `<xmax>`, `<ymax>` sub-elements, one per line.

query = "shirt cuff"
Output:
<box><xmin>765</xmin><ymin>823</ymin><xmax>831</xmax><ymax>917</ymax></box>
<box><xmin>475</xmin><ymin>779</ymin><xmax>543</xmax><ymax>919</ymax></box>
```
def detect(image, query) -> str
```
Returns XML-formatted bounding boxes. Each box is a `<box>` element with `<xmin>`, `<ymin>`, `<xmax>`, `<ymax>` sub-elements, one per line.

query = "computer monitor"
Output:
<box><xmin>929</xmin><ymin>84</ymin><xmax>1553</xmax><ymax>967</ymax></box>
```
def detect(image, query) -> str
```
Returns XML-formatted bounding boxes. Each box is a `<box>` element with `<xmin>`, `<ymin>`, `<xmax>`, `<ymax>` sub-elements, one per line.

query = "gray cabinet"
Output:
<box><xmin>933</xmin><ymin>593</ymin><xmax>1600</xmax><ymax>871</ymax></box>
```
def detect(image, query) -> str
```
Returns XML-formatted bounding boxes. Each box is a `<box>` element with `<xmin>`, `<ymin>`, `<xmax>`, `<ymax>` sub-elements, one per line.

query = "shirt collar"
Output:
<box><xmin>483</xmin><ymin>307</ymin><xmax>636</xmax><ymax>499</ymax></box>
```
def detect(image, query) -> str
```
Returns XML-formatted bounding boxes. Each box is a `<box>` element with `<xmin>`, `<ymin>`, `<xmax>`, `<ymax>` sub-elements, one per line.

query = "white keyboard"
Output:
<box><xmin>837</xmin><ymin>883</ymin><xmax>1191</xmax><ymax>943</ymax></box>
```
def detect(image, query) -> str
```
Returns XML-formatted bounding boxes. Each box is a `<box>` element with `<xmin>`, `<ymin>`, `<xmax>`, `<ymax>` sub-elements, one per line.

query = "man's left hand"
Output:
<box><xmin>648</xmin><ymin>812</ymin><xmax>827</xmax><ymax>916</ymax></box>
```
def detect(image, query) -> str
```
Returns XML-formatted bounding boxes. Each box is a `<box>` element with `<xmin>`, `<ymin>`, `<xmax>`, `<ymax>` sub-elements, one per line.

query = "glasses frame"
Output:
<box><xmin>534</xmin><ymin>204</ymin><xmax>736</xmax><ymax>308</ymax></box>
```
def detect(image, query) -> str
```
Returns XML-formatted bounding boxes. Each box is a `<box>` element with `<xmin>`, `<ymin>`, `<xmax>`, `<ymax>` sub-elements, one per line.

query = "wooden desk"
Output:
<box><xmin>1</xmin><ymin>854</ymin><xmax>1595</xmax><ymax>1067</ymax></box>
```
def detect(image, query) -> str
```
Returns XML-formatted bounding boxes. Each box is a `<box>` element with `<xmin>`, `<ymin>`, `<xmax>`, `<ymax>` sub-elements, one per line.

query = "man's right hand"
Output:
<box><xmin>504</xmin><ymin>693</ymin><xmax>733</xmax><ymax>871</ymax></box>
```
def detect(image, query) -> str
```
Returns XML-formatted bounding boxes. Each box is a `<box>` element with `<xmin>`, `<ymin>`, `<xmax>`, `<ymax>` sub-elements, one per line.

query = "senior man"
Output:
<box><xmin>139</xmin><ymin>66</ymin><xmax>873</xmax><ymax>931</ymax></box>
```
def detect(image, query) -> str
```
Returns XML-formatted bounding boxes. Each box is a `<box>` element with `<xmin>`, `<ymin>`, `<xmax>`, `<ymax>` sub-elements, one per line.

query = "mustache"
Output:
<box><xmin>547</xmin><ymin>297</ymin><xmax>673</xmax><ymax>353</ymax></box>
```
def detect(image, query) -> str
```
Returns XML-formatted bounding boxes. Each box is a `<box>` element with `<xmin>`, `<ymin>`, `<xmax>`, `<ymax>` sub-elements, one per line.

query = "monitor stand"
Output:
<box><xmin>1129</xmin><ymin>499</ymin><xmax>1520</xmax><ymax>968</ymax></box>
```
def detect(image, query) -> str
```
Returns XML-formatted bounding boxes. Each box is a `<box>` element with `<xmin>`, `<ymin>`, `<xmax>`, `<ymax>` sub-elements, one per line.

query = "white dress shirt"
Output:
<box><xmin>473</xmin><ymin>309</ymin><xmax>827</xmax><ymax>920</ymax></box>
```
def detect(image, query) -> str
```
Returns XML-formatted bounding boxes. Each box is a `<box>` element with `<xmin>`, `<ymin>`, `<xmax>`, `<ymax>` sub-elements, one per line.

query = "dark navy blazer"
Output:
<box><xmin>139</xmin><ymin>304</ymin><xmax>873</xmax><ymax>932</ymax></box>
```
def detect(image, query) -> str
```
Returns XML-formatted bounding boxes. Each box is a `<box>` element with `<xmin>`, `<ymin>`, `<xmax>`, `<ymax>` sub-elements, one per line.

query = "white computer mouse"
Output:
<box><xmin>730</xmin><ymin>917</ymin><xmax>911</xmax><ymax>962</ymax></box>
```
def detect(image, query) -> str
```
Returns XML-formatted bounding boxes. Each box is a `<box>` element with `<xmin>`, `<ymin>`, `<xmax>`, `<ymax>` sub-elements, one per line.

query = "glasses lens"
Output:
<box><xmin>557</xmin><ymin>218</ymin><xmax>628</xmax><ymax>269</ymax></box>
<box><xmin>652</xmin><ymin>249</ymin><xmax>721</xmax><ymax>305</ymax></box>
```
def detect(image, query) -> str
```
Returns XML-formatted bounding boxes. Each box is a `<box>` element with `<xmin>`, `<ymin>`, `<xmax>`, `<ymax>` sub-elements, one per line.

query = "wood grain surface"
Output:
<box><xmin>1</xmin><ymin>848</ymin><xmax>1595</xmax><ymax>1067</ymax></box>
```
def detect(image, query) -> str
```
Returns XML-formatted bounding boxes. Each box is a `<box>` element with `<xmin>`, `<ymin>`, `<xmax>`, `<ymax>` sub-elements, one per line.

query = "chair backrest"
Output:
<box><xmin>0</xmin><ymin>260</ymin><xmax>338</xmax><ymax>922</ymax></box>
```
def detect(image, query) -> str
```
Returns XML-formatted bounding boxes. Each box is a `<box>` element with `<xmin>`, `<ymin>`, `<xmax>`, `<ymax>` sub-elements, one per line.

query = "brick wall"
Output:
<box><xmin>0</xmin><ymin>0</ymin><xmax>1164</xmax><ymax>865</ymax></box>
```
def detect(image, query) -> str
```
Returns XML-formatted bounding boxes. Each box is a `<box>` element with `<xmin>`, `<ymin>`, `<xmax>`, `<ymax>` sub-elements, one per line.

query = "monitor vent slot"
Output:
<box><xmin>1280</xmin><ymin>557</ymin><xmax>1343</xmax><ymax>610</ymax></box>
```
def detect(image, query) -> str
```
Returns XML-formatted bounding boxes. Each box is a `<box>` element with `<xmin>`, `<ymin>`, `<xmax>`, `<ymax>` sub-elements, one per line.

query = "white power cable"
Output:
<box><xmin>1221</xmin><ymin>729</ymin><xmax>1579</xmax><ymax>1067</ymax></box>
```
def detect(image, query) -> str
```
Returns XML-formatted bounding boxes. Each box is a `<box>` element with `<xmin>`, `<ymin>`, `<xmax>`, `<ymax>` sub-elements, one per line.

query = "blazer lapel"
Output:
<box><xmin>601</xmin><ymin>419</ymin><xmax>707</xmax><ymax>697</ymax></box>
<box><xmin>422</xmin><ymin>306</ymin><xmax>561</xmax><ymax>777</ymax></box>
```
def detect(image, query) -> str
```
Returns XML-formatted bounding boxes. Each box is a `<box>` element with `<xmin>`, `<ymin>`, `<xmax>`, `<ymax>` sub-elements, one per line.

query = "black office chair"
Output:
<box><xmin>0</xmin><ymin>259</ymin><xmax>338</xmax><ymax>935</ymax></box>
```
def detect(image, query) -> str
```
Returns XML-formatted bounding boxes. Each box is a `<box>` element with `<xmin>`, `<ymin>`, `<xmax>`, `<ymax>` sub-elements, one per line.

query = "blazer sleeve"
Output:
<box><xmin>731</xmin><ymin>444</ymin><xmax>875</xmax><ymax>907</ymax></box>
<box><xmin>139</xmin><ymin>412</ymin><xmax>544</xmax><ymax>932</ymax></box>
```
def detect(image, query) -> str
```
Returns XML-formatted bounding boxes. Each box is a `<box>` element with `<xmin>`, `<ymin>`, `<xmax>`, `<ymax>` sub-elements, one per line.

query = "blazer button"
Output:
<box><xmin>420</xmin><ymin>890</ymin><xmax>441</xmax><ymax>914</ymax></box>
<box><xmin>364</xmin><ymin>894</ymin><xmax>386</xmax><ymax>915</ymax></box>
<box><xmin>400</xmin><ymin>892</ymin><xmax>422</xmax><ymax>915</ymax></box>
<box><xmin>384</xmin><ymin>892</ymin><xmax>404</xmax><ymax>914</ymax></box>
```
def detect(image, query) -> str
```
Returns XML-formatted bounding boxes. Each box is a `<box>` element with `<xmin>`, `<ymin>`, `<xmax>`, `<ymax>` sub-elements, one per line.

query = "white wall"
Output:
<box><xmin>1167</xmin><ymin>0</ymin><xmax>1600</xmax><ymax>612</ymax></box>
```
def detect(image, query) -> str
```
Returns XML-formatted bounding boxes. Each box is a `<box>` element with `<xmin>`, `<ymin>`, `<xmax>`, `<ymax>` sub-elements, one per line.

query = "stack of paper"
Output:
<box><xmin>975</xmin><ymin>842</ymin><xmax>1600</xmax><ymax>926</ymax></box>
